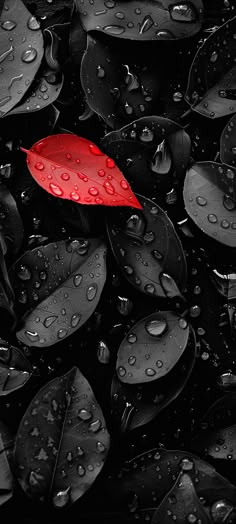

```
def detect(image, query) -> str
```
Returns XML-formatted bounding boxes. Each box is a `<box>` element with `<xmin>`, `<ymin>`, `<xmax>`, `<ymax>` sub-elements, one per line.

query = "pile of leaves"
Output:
<box><xmin>0</xmin><ymin>0</ymin><xmax>236</xmax><ymax>522</ymax></box>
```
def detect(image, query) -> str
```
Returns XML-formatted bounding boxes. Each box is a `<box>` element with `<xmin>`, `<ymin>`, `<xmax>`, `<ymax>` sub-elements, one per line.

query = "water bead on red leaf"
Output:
<box><xmin>20</xmin><ymin>134</ymin><xmax>142</xmax><ymax>209</ymax></box>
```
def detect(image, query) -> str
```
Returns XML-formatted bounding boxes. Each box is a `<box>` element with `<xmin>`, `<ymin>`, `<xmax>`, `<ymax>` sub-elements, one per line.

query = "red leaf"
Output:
<box><xmin>21</xmin><ymin>134</ymin><xmax>142</xmax><ymax>209</ymax></box>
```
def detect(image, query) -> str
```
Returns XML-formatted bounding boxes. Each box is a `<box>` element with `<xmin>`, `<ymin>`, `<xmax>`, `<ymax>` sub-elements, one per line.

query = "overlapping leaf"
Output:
<box><xmin>107</xmin><ymin>194</ymin><xmax>187</xmax><ymax>298</ymax></box>
<box><xmin>0</xmin><ymin>0</ymin><xmax>44</xmax><ymax>117</ymax></box>
<box><xmin>0</xmin><ymin>422</ymin><xmax>14</xmax><ymax>506</ymax></box>
<box><xmin>111</xmin><ymin>327</ymin><xmax>195</xmax><ymax>432</ymax></box>
<box><xmin>221</xmin><ymin>113</ymin><xmax>236</xmax><ymax>168</ymax></box>
<box><xmin>14</xmin><ymin>366</ymin><xmax>110</xmax><ymax>507</ymax></box>
<box><xmin>185</xmin><ymin>16</ymin><xmax>236</xmax><ymax>118</ymax></box>
<box><xmin>21</xmin><ymin>134</ymin><xmax>142</xmax><ymax>208</ymax></box>
<box><xmin>10</xmin><ymin>238</ymin><xmax>107</xmax><ymax>347</ymax></box>
<box><xmin>0</xmin><ymin>339</ymin><xmax>32</xmax><ymax>396</ymax></box>
<box><xmin>184</xmin><ymin>162</ymin><xmax>236</xmax><ymax>246</ymax></box>
<box><xmin>75</xmin><ymin>0</ymin><xmax>203</xmax><ymax>40</ymax></box>
<box><xmin>81</xmin><ymin>35</ymin><xmax>160</xmax><ymax>128</ymax></box>
<box><xmin>116</xmin><ymin>311</ymin><xmax>190</xmax><ymax>384</ymax></box>
<box><xmin>0</xmin><ymin>184</ymin><xmax>24</xmax><ymax>254</ymax></box>
<box><xmin>102</xmin><ymin>117</ymin><xmax>191</xmax><ymax>194</ymax></box>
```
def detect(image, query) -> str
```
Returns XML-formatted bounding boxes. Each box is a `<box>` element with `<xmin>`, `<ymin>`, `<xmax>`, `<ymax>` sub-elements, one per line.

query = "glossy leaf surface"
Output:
<box><xmin>220</xmin><ymin>113</ymin><xmax>236</xmax><ymax>168</ymax></box>
<box><xmin>75</xmin><ymin>0</ymin><xmax>203</xmax><ymax>41</ymax></box>
<box><xmin>0</xmin><ymin>422</ymin><xmax>14</xmax><ymax>506</ymax></box>
<box><xmin>107</xmin><ymin>194</ymin><xmax>187</xmax><ymax>298</ymax></box>
<box><xmin>14</xmin><ymin>366</ymin><xmax>110</xmax><ymax>507</ymax></box>
<box><xmin>21</xmin><ymin>134</ymin><xmax>141</xmax><ymax>208</ymax></box>
<box><xmin>0</xmin><ymin>184</ymin><xmax>24</xmax><ymax>254</ymax></box>
<box><xmin>116</xmin><ymin>311</ymin><xmax>190</xmax><ymax>384</ymax></box>
<box><xmin>0</xmin><ymin>339</ymin><xmax>32</xmax><ymax>396</ymax></box>
<box><xmin>184</xmin><ymin>162</ymin><xmax>236</xmax><ymax>247</ymax></box>
<box><xmin>0</xmin><ymin>0</ymin><xmax>44</xmax><ymax>117</ymax></box>
<box><xmin>10</xmin><ymin>238</ymin><xmax>107</xmax><ymax>347</ymax></box>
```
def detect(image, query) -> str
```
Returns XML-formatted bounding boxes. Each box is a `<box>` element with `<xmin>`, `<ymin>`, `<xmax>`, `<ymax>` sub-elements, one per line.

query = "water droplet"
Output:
<box><xmin>127</xmin><ymin>333</ymin><xmax>137</xmax><ymax>343</ymax></box>
<box><xmin>71</xmin><ymin>314</ymin><xmax>81</xmax><ymax>328</ymax></box>
<box><xmin>196</xmin><ymin>196</ymin><xmax>207</xmax><ymax>206</ymax></box>
<box><xmin>145</xmin><ymin>318</ymin><xmax>167</xmax><ymax>336</ymax></box>
<box><xmin>140</xmin><ymin>127</ymin><xmax>154</xmax><ymax>142</ymax></box>
<box><xmin>27</xmin><ymin>16</ymin><xmax>40</xmax><ymax>30</ymax></box>
<box><xmin>78</xmin><ymin>408</ymin><xmax>92</xmax><ymax>421</ymax></box>
<box><xmin>221</xmin><ymin>220</ymin><xmax>230</xmax><ymax>229</ymax></box>
<box><xmin>210</xmin><ymin>499</ymin><xmax>234</xmax><ymax>523</ymax></box>
<box><xmin>145</xmin><ymin>368</ymin><xmax>156</xmax><ymax>377</ymax></box>
<box><xmin>58</xmin><ymin>329</ymin><xmax>68</xmax><ymax>339</ymax></box>
<box><xmin>103</xmin><ymin>25</ymin><xmax>125</xmax><ymax>35</ymax></box>
<box><xmin>35</xmin><ymin>162</ymin><xmax>44</xmax><ymax>171</ymax></box>
<box><xmin>128</xmin><ymin>356</ymin><xmax>136</xmax><ymax>366</ymax></box>
<box><xmin>29</xmin><ymin>470</ymin><xmax>44</xmax><ymax>487</ymax></box>
<box><xmin>125</xmin><ymin>213</ymin><xmax>145</xmax><ymax>238</ymax></box>
<box><xmin>179</xmin><ymin>318</ymin><xmax>188</xmax><ymax>329</ymax></box>
<box><xmin>89</xmin><ymin>419</ymin><xmax>101</xmax><ymax>432</ymax></box>
<box><xmin>152</xmin><ymin>249</ymin><xmax>163</xmax><ymax>261</ymax></box>
<box><xmin>44</xmin><ymin>316</ymin><xmax>58</xmax><ymax>328</ymax></box>
<box><xmin>1</xmin><ymin>20</ymin><xmax>16</xmax><ymax>31</ymax></box>
<box><xmin>144</xmin><ymin>231</ymin><xmax>155</xmax><ymax>244</ymax></box>
<box><xmin>210</xmin><ymin>51</ymin><xmax>218</xmax><ymax>63</ymax></box>
<box><xmin>96</xmin><ymin>441</ymin><xmax>106</xmax><ymax>452</ymax></box>
<box><xmin>21</xmin><ymin>48</ymin><xmax>37</xmax><ymax>63</ymax></box>
<box><xmin>88</xmin><ymin>187</ymin><xmax>99</xmax><ymax>196</ymax></box>
<box><xmin>98</xmin><ymin>169</ymin><xmax>105</xmax><ymax>177</ymax></box>
<box><xmin>123</xmin><ymin>265</ymin><xmax>133</xmax><ymax>275</ymax></box>
<box><xmin>104</xmin><ymin>180</ymin><xmax>115</xmax><ymax>194</ymax></box>
<box><xmin>97</xmin><ymin>340</ymin><xmax>110</xmax><ymax>364</ymax></box>
<box><xmin>223</xmin><ymin>195</ymin><xmax>236</xmax><ymax>211</ymax></box>
<box><xmin>208</xmin><ymin>214</ymin><xmax>218</xmax><ymax>223</ymax></box>
<box><xmin>89</xmin><ymin>144</ymin><xmax>103</xmax><ymax>156</ymax></box>
<box><xmin>61</xmin><ymin>173</ymin><xmax>70</xmax><ymax>181</ymax></box>
<box><xmin>77</xmin><ymin>446</ymin><xmax>84</xmax><ymax>456</ymax></box>
<box><xmin>120</xmin><ymin>180</ymin><xmax>129</xmax><ymax>190</ymax></box>
<box><xmin>39</xmin><ymin>271</ymin><xmax>47</xmax><ymax>281</ymax></box>
<box><xmin>77</xmin><ymin>464</ymin><xmax>86</xmax><ymax>477</ymax></box>
<box><xmin>180</xmin><ymin>457</ymin><xmax>194</xmax><ymax>471</ymax></box>
<box><xmin>70</xmin><ymin>191</ymin><xmax>80</xmax><ymax>201</ymax></box>
<box><xmin>106</xmin><ymin>158</ymin><xmax>115</xmax><ymax>169</ymax></box>
<box><xmin>190</xmin><ymin>305</ymin><xmax>201</xmax><ymax>318</ymax></box>
<box><xmin>87</xmin><ymin>284</ymin><xmax>97</xmax><ymax>301</ymax></box>
<box><xmin>156</xmin><ymin>30</ymin><xmax>174</xmax><ymax>39</ymax></box>
<box><xmin>187</xmin><ymin>514</ymin><xmax>197</xmax><ymax>523</ymax></box>
<box><xmin>173</xmin><ymin>91</ymin><xmax>183</xmax><ymax>103</ymax></box>
<box><xmin>170</xmin><ymin>4</ymin><xmax>197</xmax><ymax>22</ymax></box>
<box><xmin>73</xmin><ymin>274</ymin><xmax>83</xmax><ymax>287</ymax></box>
<box><xmin>156</xmin><ymin>360</ymin><xmax>163</xmax><ymax>368</ymax></box>
<box><xmin>145</xmin><ymin>284</ymin><xmax>155</xmax><ymax>294</ymax></box>
<box><xmin>49</xmin><ymin>183</ymin><xmax>63</xmax><ymax>196</ymax></box>
<box><xmin>25</xmin><ymin>330</ymin><xmax>39</xmax><ymax>343</ymax></box>
<box><xmin>53</xmin><ymin>487</ymin><xmax>70</xmax><ymax>508</ymax></box>
<box><xmin>97</xmin><ymin>65</ymin><xmax>105</xmax><ymax>78</ymax></box>
<box><xmin>118</xmin><ymin>366</ymin><xmax>126</xmax><ymax>377</ymax></box>
<box><xmin>17</xmin><ymin>264</ymin><xmax>31</xmax><ymax>281</ymax></box>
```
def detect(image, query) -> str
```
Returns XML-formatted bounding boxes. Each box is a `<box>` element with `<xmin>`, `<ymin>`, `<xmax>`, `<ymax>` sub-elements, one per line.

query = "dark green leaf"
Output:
<box><xmin>183</xmin><ymin>162</ymin><xmax>236</xmax><ymax>246</ymax></box>
<box><xmin>0</xmin><ymin>184</ymin><xmax>24</xmax><ymax>254</ymax></box>
<box><xmin>14</xmin><ymin>366</ymin><xmax>110</xmax><ymax>507</ymax></box>
<box><xmin>185</xmin><ymin>16</ymin><xmax>236</xmax><ymax>118</ymax></box>
<box><xmin>10</xmin><ymin>238</ymin><xmax>107</xmax><ymax>347</ymax></box>
<box><xmin>0</xmin><ymin>0</ymin><xmax>44</xmax><ymax>117</ymax></box>
<box><xmin>111</xmin><ymin>327</ymin><xmax>195</xmax><ymax>432</ymax></box>
<box><xmin>0</xmin><ymin>422</ymin><xmax>14</xmax><ymax>506</ymax></box>
<box><xmin>0</xmin><ymin>339</ymin><xmax>32</xmax><ymax>396</ymax></box>
<box><xmin>75</xmin><ymin>0</ymin><xmax>203</xmax><ymax>40</ymax></box>
<box><xmin>116</xmin><ymin>311</ymin><xmax>190</xmax><ymax>385</ymax></box>
<box><xmin>107</xmin><ymin>194</ymin><xmax>187</xmax><ymax>298</ymax></box>
<box><xmin>220</xmin><ymin>113</ymin><xmax>236</xmax><ymax>168</ymax></box>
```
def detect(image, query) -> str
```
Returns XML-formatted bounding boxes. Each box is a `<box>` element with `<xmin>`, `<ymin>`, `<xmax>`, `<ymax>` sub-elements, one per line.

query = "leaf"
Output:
<box><xmin>0</xmin><ymin>0</ymin><xmax>44</xmax><ymax>117</ymax></box>
<box><xmin>220</xmin><ymin>113</ymin><xmax>236</xmax><ymax>168</ymax></box>
<box><xmin>185</xmin><ymin>16</ymin><xmax>236</xmax><ymax>118</ymax></box>
<box><xmin>21</xmin><ymin>134</ymin><xmax>142</xmax><ymax>209</ymax></box>
<box><xmin>116</xmin><ymin>311</ymin><xmax>190</xmax><ymax>384</ymax></box>
<box><xmin>101</xmin><ymin>117</ymin><xmax>191</xmax><ymax>194</ymax></box>
<box><xmin>0</xmin><ymin>239</ymin><xmax>16</xmax><ymax>334</ymax></box>
<box><xmin>8</xmin><ymin>64</ymin><xmax>63</xmax><ymax>116</ymax></box>
<box><xmin>10</xmin><ymin>238</ymin><xmax>107</xmax><ymax>348</ymax></box>
<box><xmin>200</xmin><ymin>425</ymin><xmax>236</xmax><ymax>461</ymax></box>
<box><xmin>111</xmin><ymin>327</ymin><xmax>195</xmax><ymax>432</ymax></box>
<box><xmin>209</xmin><ymin>267</ymin><xmax>236</xmax><ymax>299</ymax></box>
<box><xmin>107</xmin><ymin>194</ymin><xmax>187</xmax><ymax>298</ymax></box>
<box><xmin>81</xmin><ymin>35</ymin><xmax>160</xmax><ymax>128</ymax></box>
<box><xmin>44</xmin><ymin>23</ymin><xmax>70</xmax><ymax>69</ymax></box>
<box><xmin>106</xmin><ymin>448</ymin><xmax>236</xmax><ymax>517</ymax></box>
<box><xmin>0</xmin><ymin>422</ymin><xmax>14</xmax><ymax>506</ymax></box>
<box><xmin>151</xmin><ymin>472</ymin><xmax>211</xmax><ymax>524</ymax></box>
<box><xmin>75</xmin><ymin>0</ymin><xmax>204</xmax><ymax>41</ymax></box>
<box><xmin>198</xmin><ymin>393</ymin><xmax>236</xmax><ymax>430</ymax></box>
<box><xmin>0</xmin><ymin>339</ymin><xmax>32</xmax><ymax>396</ymax></box>
<box><xmin>14</xmin><ymin>366</ymin><xmax>110</xmax><ymax>507</ymax></box>
<box><xmin>183</xmin><ymin>162</ymin><xmax>236</xmax><ymax>247</ymax></box>
<box><xmin>0</xmin><ymin>184</ymin><xmax>24</xmax><ymax>254</ymax></box>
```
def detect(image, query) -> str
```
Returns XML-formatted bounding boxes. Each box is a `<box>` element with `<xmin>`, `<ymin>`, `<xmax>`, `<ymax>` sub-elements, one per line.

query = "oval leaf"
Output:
<box><xmin>220</xmin><ymin>113</ymin><xmax>236</xmax><ymax>168</ymax></box>
<box><xmin>81</xmin><ymin>35</ymin><xmax>160</xmax><ymax>128</ymax></box>
<box><xmin>107</xmin><ymin>194</ymin><xmax>187</xmax><ymax>298</ymax></box>
<box><xmin>116</xmin><ymin>311</ymin><xmax>190</xmax><ymax>384</ymax></box>
<box><xmin>111</xmin><ymin>328</ymin><xmax>195</xmax><ymax>432</ymax></box>
<box><xmin>10</xmin><ymin>238</ymin><xmax>107</xmax><ymax>347</ymax></box>
<box><xmin>183</xmin><ymin>162</ymin><xmax>236</xmax><ymax>247</ymax></box>
<box><xmin>14</xmin><ymin>366</ymin><xmax>110</xmax><ymax>507</ymax></box>
<box><xmin>0</xmin><ymin>184</ymin><xmax>24</xmax><ymax>254</ymax></box>
<box><xmin>0</xmin><ymin>0</ymin><xmax>44</xmax><ymax>117</ymax></box>
<box><xmin>75</xmin><ymin>0</ymin><xmax>203</xmax><ymax>41</ymax></box>
<box><xmin>185</xmin><ymin>16</ymin><xmax>236</xmax><ymax>118</ymax></box>
<box><xmin>102</xmin><ymin>117</ymin><xmax>191</xmax><ymax>193</ymax></box>
<box><xmin>21</xmin><ymin>134</ymin><xmax>141</xmax><ymax>208</ymax></box>
<box><xmin>152</xmin><ymin>472</ymin><xmax>211</xmax><ymax>524</ymax></box>
<box><xmin>200</xmin><ymin>425</ymin><xmax>236</xmax><ymax>462</ymax></box>
<box><xmin>0</xmin><ymin>339</ymin><xmax>32</xmax><ymax>396</ymax></box>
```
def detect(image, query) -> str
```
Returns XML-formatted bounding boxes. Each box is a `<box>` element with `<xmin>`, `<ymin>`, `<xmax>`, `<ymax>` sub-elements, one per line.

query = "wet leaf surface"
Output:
<box><xmin>220</xmin><ymin>113</ymin><xmax>236</xmax><ymax>168</ymax></box>
<box><xmin>184</xmin><ymin>162</ymin><xmax>236</xmax><ymax>247</ymax></box>
<box><xmin>0</xmin><ymin>339</ymin><xmax>32</xmax><ymax>395</ymax></box>
<box><xmin>81</xmin><ymin>35</ymin><xmax>160</xmax><ymax>128</ymax></box>
<box><xmin>185</xmin><ymin>16</ymin><xmax>236</xmax><ymax>118</ymax></box>
<box><xmin>10</xmin><ymin>237</ymin><xmax>107</xmax><ymax>347</ymax></box>
<box><xmin>116</xmin><ymin>311</ymin><xmax>190</xmax><ymax>384</ymax></box>
<box><xmin>107</xmin><ymin>194</ymin><xmax>187</xmax><ymax>298</ymax></box>
<box><xmin>0</xmin><ymin>184</ymin><xmax>24</xmax><ymax>254</ymax></box>
<box><xmin>21</xmin><ymin>134</ymin><xmax>142</xmax><ymax>208</ymax></box>
<box><xmin>0</xmin><ymin>0</ymin><xmax>44</xmax><ymax>117</ymax></box>
<box><xmin>14</xmin><ymin>366</ymin><xmax>110</xmax><ymax>507</ymax></box>
<box><xmin>0</xmin><ymin>421</ymin><xmax>14</xmax><ymax>506</ymax></box>
<box><xmin>75</xmin><ymin>0</ymin><xmax>204</xmax><ymax>41</ymax></box>
<box><xmin>111</xmin><ymin>327</ymin><xmax>195</xmax><ymax>432</ymax></box>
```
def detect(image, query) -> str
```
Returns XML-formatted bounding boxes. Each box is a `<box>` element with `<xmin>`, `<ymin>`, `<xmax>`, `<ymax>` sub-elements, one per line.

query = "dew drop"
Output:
<box><xmin>71</xmin><ymin>314</ymin><xmax>81</xmax><ymax>328</ymax></box>
<box><xmin>58</xmin><ymin>329</ymin><xmax>68</xmax><ymax>339</ymax></box>
<box><xmin>97</xmin><ymin>65</ymin><xmax>105</xmax><ymax>78</ymax></box>
<box><xmin>103</xmin><ymin>25</ymin><xmax>125</xmax><ymax>35</ymax></box>
<box><xmin>70</xmin><ymin>191</ymin><xmax>80</xmax><ymax>201</ymax></box>
<box><xmin>98</xmin><ymin>169</ymin><xmax>105</xmax><ymax>177</ymax></box>
<box><xmin>49</xmin><ymin>183</ymin><xmax>63</xmax><ymax>196</ymax></box>
<box><xmin>156</xmin><ymin>360</ymin><xmax>163</xmax><ymax>368</ymax></box>
<box><xmin>106</xmin><ymin>158</ymin><xmax>115</xmax><ymax>168</ymax></box>
<box><xmin>78</xmin><ymin>408</ymin><xmax>92</xmax><ymax>421</ymax></box>
<box><xmin>128</xmin><ymin>356</ymin><xmax>136</xmax><ymax>366</ymax></box>
<box><xmin>96</xmin><ymin>441</ymin><xmax>106</xmax><ymax>452</ymax></box>
<box><xmin>173</xmin><ymin>91</ymin><xmax>183</xmax><ymax>103</ymax></box>
<box><xmin>1</xmin><ymin>20</ymin><xmax>16</xmax><ymax>31</ymax></box>
<box><xmin>210</xmin><ymin>51</ymin><xmax>218</xmax><ymax>63</ymax></box>
<box><xmin>27</xmin><ymin>16</ymin><xmax>40</xmax><ymax>30</ymax></box>
<box><xmin>144</xmin><ymin>231</ymin><xmax>155</xmax><ymax>244</ymax></box>
<box><xmin>21</xmin><ymin>48</ymin><xmax>37</xmax><ymax>63</ymax></box>
<box><xmin>73</xmin><ymin>274</ymin><xmax>83</xmax><ymax>287</ymax></box>
<box><xmin>145</xmin><ymin>368</ymin><xmax>156</xmax><ymax>377</ymax></box>
<box><xmin>170</xmin><ymin>4</ymin><xmax>197</xmax><ymax>22</ymax></box>
<box><xmin>221</xmin><ymin>220</ymin><xmax>230</xmax><ymax>229</ymax></box>
<box><xmin>77</xmin><ymin>446</ymin><xmax>84</xmax><ymax>456</ymax></box>
<box><xmin>145</xmin><ymin>284</ymin><xmax>155</xmax><ymax>294</ymax></box>
<box><xmin>123</xmin><ymin>265</ymin><xmax>133</xmax><ymax>275</ymax></box>
<box><xmin>17</xmin><ymin>264</ymin><xmax>31</xmax><ymax>281</ymax></box>
<box><xmin>127</xmin><ymin>333</ymin><xmax>137</xmax><ymax>343</ymax></box>
<box><xmin>89</xmin><ymin>419</ymin><xmax>101</xmax><ymax>432</ymax></box>
<box><xmin>104</xmin><ymin>180</ymin><xmax>115</xmax><ymax>194</ymax></box>
<box><xmin>179</xmin><ymin>318</ymin><xmax>188</xmax><ymax>329</ymax></box>
<box><xmin>196</xmin><ymin>196</ymin><xmax>207</xmax><ymax>206</ymax></box>
<box><xmin>61</xmin><ymin>173</ymin><xmax>70</xmax><ymax>181</ymax></box>
<box><xmin>77</xmin><ymin>464</ymin><xmax>86</xmax><ymax>477</ymax></box>
<box><xmin>43</xmin><ymin>316</ymin><xmax>58</xmax><ymax>328</ymax></box>
<box><xmin>97</xmin><ymin>340</ymin><xmax>110</xmax><ymax>364</ymax></box>
<box><xmin>145</xmin><ymin>318</ymin><xmax>167</xmax><ymax>336</ymax></box>
<box><xmin>208</xmin><ymin>214</ymin><xmax>218</xmax><ymax>223</ymax></box>
<box><xmin>118</xmin><ymin>366</ymin><xmax>126</xmax><ymax>377</ymax></box>
<box><xmin>120</xmin><ymin>179</ymin><xmax>129</xmax><ymax>190</ymax></box>
<box><xmin>35</xmin><ymin>162</ymin><xmax>44</xmax><ymax>171</ymax></box>
<box><xmin>210</xmin><ymin>499</ymin><xmax>234</xmax><ymax>523</ymax></box>
<box><xmin>223</xmin><ymin>195</ymin><xmax>236</xmax><ymax>211</ymax></box>
<box><xmin>190</xmin><ymin>305</ymin><xmax>201</xmax><ymax>318</ymax></box>
<box><xmin>89</xmin><ymin>144</ymin><xmax>103</xmax><ymax>156</ymax></box>
<box><xmin>88</xmin><ymin>187</ymin><xmax>99</xmax><ymax>196</ymax></box>
<box><xmin>87</xmin><ymin>284</ymin><xmax>97</xmax><ymax>301</ymax></box>
<box><xmin>25</xmin><ymin>331</ymin><xmax>39</xmax><ymax>343</ymax></box>
<box><xmin>180</xmin><ymin>457</ymin><xmax>194</xmax><ymax>471</ymax></box>
<box><xmin>53</xmin><ymin>487</ymin><xmax>70</xmax><ymax>508</ymax></box>
<box><xmin>139</xmin><ymin>127</ymin><xmax>154</xmax><ymax>143</ymax></box>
